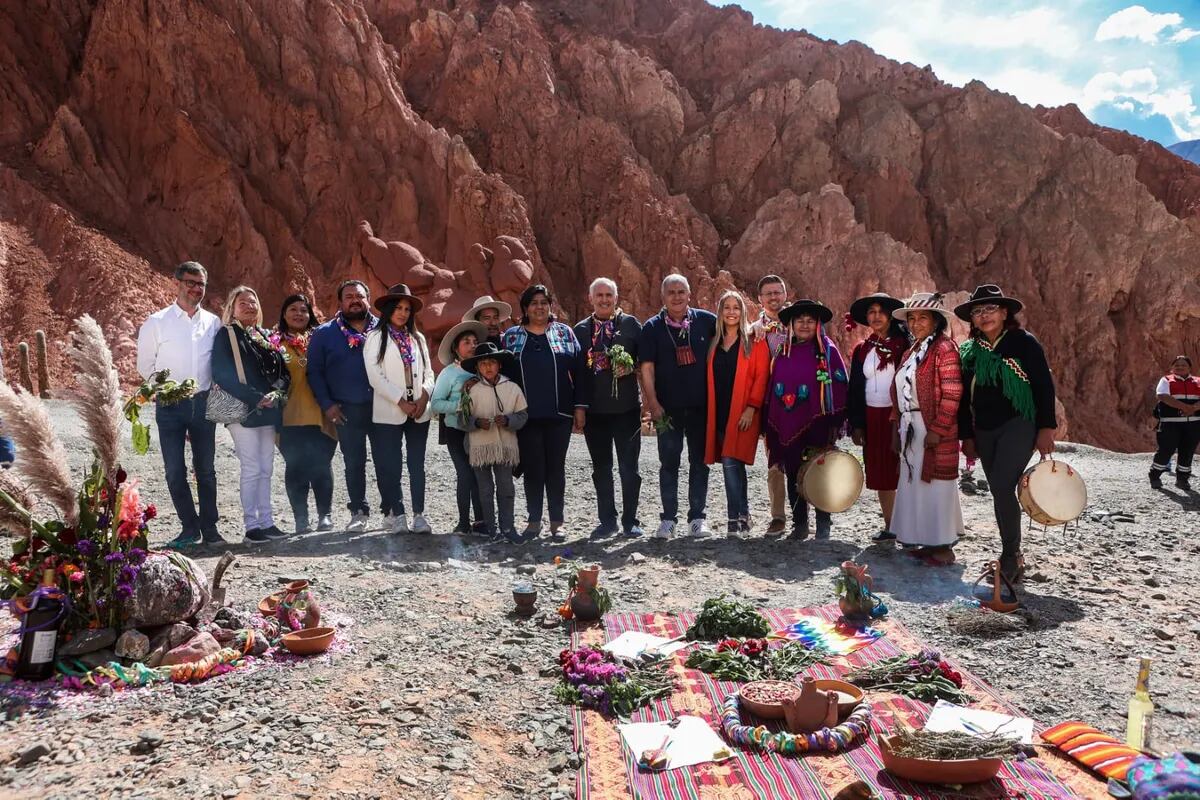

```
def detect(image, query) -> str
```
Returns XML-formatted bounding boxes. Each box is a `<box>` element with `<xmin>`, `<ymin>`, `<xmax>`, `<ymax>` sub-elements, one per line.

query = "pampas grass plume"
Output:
<box><xmin>68</xmin><ymin>314</ymin><xmax>123</xmax><ymax>480</ymax></box>
<box><xmin>0</xmin><ymin>382</ymin><xmax>78</xmax><ymax>526</ymax></box>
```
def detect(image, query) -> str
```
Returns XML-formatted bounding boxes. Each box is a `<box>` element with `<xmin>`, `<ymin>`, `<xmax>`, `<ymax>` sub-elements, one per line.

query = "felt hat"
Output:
<box><xmin>953</xmin><ymin>284</ymin><xmax>1023</xmax><ymax>322</ymax></box>
<box><xmin>778</xmin><ymin>298</ymin><xmax>833</xmax><ymax>326</ymax></box>
<box><xmin>438</xmin><ymin>320</ymin><xmax>489</xmax><ymax>367</ymax></box>
<box><xmin>461</xmin><ymin>295</ymin><xmax>513</xmax><ymax>324</ymax></box>
<box><xmin>848</xmin><ymin>293</ymin><xmax>904</xmax><ymax>326</ymax></box>
<box><xmin>374</xmin><ymin>283</ymin><xmax>423</xmax><ymax>314</ymax></box>
<box><xmin>892</xmin><ymin>292</ymin><xmax>955</xmax><ymax>325</ymax></box>
<box><xmin>461</xmin><ymin>341</ymin><xmax>514</xmax><ymax>374</ymax></box>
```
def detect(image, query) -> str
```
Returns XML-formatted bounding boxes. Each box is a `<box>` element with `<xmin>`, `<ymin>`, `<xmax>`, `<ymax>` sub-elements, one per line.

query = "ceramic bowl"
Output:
<box><xmin>878</xmin><ymin>734</ymin><xmax>1004</xmax><ymax>785</ymax></box>
<box><xmin>813</xmin><ymin>678</ymin><xmax>865</xmax><ymax>718</ymax></box>
<box><xmin>739</xmin><ymin>680</ymin><xmax>801</xmax><ymax>720</ymax></box>
<box><xmin>281</xmin><ymin>626</ymin><xmax>336</xmax><ymax>656</ymax></box>
<box><xmin>258</xmin><ymin>591</ymin><xmax>284</xmax><ymax>615</ymax></box>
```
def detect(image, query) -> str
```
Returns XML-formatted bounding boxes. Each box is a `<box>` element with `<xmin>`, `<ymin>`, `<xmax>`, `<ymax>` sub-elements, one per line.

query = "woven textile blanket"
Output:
<box><xmin>569</xmin><ymin>605</ymin><xmax>1107</xmax><ymax>800</ymax></box>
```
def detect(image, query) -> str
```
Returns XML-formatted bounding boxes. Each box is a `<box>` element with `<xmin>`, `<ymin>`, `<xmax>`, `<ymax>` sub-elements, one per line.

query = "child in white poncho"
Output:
<box><xmin>463</xmin><ymin>343</ymin><xmax>528</xmax><ymax>541</ymax></box>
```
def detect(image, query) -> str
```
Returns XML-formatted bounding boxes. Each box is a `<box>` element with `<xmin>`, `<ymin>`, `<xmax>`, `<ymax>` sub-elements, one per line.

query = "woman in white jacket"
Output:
<box><xmin>364</xmin><ymin>283</ymin><xmax>435</xmax><ymax>534</ymax></box>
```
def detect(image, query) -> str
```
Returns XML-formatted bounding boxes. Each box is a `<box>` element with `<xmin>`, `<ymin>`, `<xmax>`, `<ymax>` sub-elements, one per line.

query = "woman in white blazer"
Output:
<box><xmin>364</xmin><ymin>283</ymin><xmax>436</xmax><ymax>535</ymax></box>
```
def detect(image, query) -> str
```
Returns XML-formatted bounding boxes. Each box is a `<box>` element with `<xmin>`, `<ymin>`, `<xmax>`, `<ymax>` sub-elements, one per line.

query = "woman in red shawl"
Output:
<box><xmin>847</xmin><ymin>293</ymin><xmax>909</xmax><ymax>542</ymax></box>
<box><xmin>889</xmin><ymin>293</ymin><xmax>964</xmax><ymax>565</ymax></box>
<box><xmin>764</xmin><ymin>299</ymin><xmax>848</xmax><ymax>539</ymax></box>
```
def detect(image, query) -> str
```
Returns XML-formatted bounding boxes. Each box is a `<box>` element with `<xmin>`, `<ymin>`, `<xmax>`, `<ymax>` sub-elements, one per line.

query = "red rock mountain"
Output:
<box><xmin>2</xmin><ymin>0</ymin><xmax>1198</xmax><ymax>451</ymax></box>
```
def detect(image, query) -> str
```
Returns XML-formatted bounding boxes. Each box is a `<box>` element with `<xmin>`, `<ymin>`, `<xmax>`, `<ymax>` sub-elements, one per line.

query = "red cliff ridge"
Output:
<box><xmin>2</xmin><ymin>0</ymin><xmax>1198</xmax><ymax>451</ymax></box>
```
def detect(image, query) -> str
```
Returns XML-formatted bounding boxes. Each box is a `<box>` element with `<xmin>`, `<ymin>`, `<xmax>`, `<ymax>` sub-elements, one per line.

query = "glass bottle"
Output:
<box><xmin>1125</xmin><ymin>656</ymin><xmax>1154</xmax><ymax>751</ymax></box>
<box><xmin>14</xmin><ymin>569</ymin><xmax>64</xmax><ymax>681</ymax></box>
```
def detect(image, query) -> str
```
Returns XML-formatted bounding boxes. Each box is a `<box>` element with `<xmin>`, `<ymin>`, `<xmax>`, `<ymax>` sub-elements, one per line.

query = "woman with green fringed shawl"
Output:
<box><xmin>955</xmin><ymin>285</ymin><xmax>1058</xmax><ymax>584</ymax></box>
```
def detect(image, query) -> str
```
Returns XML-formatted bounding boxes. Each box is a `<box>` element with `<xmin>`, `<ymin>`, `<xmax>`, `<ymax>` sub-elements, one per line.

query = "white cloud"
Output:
<box><xmin>1169</xmin><ymin>27</ymin><xmax>1200</xmax><ymax>43</ymax></box>
<box><xmin>986</xmin><ymin>68</ymin><xmax>1082</xmax><ymax>108</ymax></box>
<box><xmin>1083</xmin><ymin>67</ymin><xmax>1200</xmax><ymax>139</ymax></box>
<box><xmin>1095</xmin><ymin>5</ymin><xmax>1184</xmax><ymax>44</ymax></box>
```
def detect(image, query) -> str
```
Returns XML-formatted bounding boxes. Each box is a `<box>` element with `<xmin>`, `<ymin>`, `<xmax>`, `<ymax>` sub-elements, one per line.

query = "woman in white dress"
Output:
<box><xmin>889</xmin><ymin>293</ymin><xmax>964</xmax><ymax>565</ymax></box>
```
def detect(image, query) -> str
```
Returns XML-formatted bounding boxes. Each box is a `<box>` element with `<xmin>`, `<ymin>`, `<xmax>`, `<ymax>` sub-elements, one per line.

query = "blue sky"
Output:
<box><xmin>726</xmin><ymin>1</ymin><xmax>1200</xmax><ymax>145</ymax></box>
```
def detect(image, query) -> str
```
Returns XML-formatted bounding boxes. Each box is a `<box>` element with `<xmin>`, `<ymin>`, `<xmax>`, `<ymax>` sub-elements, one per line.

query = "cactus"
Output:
<box><xmin>34</xmin><ymin>330</ymin><xmax>50</xmax><ymax>398</ymax></box>
<box><xmin>17</xmin><ymin>342</ymin><xmax>34</xmax><ymax>393</ymax></box>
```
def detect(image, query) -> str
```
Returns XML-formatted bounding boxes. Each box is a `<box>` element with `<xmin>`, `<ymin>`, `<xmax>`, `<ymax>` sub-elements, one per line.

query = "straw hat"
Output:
<box><xmin>438</xmin><ymin>320</ymin><xmax>488</xmax><ymax>367</ymax></box>
<box><xmin>461</xmin><ymin>295</ymin><xmax>513</xmax><ymax>324</ymax></box>
<box><xmin>892</xmin><ymin>292</ymin><xmax>954</xmax><ymax>325</ymax></box>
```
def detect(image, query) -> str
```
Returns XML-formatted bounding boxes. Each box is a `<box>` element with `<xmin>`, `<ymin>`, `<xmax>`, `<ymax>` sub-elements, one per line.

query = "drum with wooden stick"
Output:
<box><xmin>797</xmin><ymin>448</ymin><xmax>864</xmax><ymax>513</ymax></box>
<box><xmin>1018</xmin><ymin>457</ymin><xmax>1087</xmax><ymax>527</ymax></box>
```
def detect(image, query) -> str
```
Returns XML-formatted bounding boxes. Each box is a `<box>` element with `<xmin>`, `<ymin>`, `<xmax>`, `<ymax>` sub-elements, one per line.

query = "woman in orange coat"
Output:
<box><xmin>705</xmin><ymin>290</ymin><xmax>770</xmax><ymax>535</ymax></box>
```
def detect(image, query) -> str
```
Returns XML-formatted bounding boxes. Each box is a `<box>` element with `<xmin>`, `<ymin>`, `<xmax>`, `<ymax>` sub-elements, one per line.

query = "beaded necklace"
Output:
<box><xmin>720</xmin><ymin>693</ymin><xmax>872</xmax><ymax>755</ymax></box>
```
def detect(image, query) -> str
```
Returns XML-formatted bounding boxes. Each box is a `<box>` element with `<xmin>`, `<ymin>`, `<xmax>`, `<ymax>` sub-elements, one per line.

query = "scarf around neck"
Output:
<box><xmin>959</xmin><ymin>332</ymin><xmax>1036</xmax><ymax>423</ymax></box>
<box><xmin>335</xmin><ymin>312</ymin><xmax>379</xmax><ymax>348</ymax></box>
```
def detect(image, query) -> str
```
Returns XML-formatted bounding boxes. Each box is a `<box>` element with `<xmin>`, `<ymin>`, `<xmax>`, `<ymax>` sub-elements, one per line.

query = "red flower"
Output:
<box><xmin>739</xmin><ymin>639</ymin><xmax>768</xmax><ymax>657</ymax></box>
<box><xmin>115</xmin><ymin>469</ymin><xmax>128</xmax><ymax>484</ymax></box>
<box><xmin>143</xmin><ymin>504</ymin><xmax>157</xmax><ymax>521</ymax></box>
<box><xmin>716</xmin><ymin>639</ymin><xmax>741</xmax><ymax>653</ymax></box>
<box><xmin>937</xmin><ymin>661</ymin><xmax>963</xmax><ymax>687</ymax></box>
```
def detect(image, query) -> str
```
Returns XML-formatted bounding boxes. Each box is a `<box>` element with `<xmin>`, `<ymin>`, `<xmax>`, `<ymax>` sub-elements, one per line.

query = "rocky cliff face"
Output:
<box><xmin>2</xmin><ymin>0</ymin><xmax>1197</xmax><ymax>451</ymax></box>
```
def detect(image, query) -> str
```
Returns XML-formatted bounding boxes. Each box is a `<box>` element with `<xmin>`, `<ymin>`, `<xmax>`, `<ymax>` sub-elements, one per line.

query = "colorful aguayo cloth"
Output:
<box><xmin>569</xmin><ymin>605</ymin><xmax>1107</xmax><ymax>800</ymax></box>
<box><xmin>771</xmin><ymin>616</ymin><xmax>883</xmax><ymax>656</ymax></box>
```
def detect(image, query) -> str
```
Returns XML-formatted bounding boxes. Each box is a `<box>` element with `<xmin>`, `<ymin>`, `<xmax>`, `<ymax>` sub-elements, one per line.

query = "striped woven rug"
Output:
<box><xmin>569</xmin><ymin>605</ymin><xmax>1108</xmax><ymax>800</ymax></box>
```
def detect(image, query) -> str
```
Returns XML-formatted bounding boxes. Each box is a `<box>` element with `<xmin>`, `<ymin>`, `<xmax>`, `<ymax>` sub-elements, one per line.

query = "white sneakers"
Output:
<box><xmin>688</xmin><ymin>519</ymin><xmax>710</xmax><ymax>538</ymax></box>
<box><xmin>654</xmin><ymin>520</ymin><xmax>675</xmax><ymax>539</ymax></box>
<box><xmin>411</xmin><ymin>514</ymin><xmax>432</xmax><ymax>535</ymax></box>
<box><xmin>390</xmin><ymin>513</ymin><xmax>410</xmax><ymax>535</ymax></box>
<box><xmin>347</xmin><ymin>512</ymin><xmax>368</xmax><ymax>533</ymax></box>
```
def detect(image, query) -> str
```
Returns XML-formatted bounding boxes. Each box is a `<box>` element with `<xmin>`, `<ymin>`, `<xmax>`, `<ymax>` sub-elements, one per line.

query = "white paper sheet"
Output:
<box><xmin>601</xmin><ymin>631</ymin><xmax>687</xmax><ymax>661</ymax></box>
<box><xmin>924</xmin><ymin>700</ymin><xmax>1034</xmax><ymax>744</ymax></box>
<box><xmin>617</xmin><ymin>716</ymin><xmax>732</xmax><ymax>771</ymax></box>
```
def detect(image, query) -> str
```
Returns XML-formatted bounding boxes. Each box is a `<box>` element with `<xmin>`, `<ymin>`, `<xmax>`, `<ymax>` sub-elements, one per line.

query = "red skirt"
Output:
<box><xmin>864</xmin><ymin>405</ymin><xmax>900</xmax><ymax>491</ymax></box>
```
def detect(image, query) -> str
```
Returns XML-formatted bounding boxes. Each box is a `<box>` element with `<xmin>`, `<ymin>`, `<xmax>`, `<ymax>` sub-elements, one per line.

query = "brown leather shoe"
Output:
<box><xmin>765</xmin><ymin>518</ymin><xmax>786</xmax><ymax>536</ymax></box>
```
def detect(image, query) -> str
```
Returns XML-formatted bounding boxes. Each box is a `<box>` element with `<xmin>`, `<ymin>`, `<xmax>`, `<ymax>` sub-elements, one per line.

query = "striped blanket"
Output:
<box><xmin>570</xmin><ymin>605</ymin><xmax>1107</xmax><ymax>800</ymax></box>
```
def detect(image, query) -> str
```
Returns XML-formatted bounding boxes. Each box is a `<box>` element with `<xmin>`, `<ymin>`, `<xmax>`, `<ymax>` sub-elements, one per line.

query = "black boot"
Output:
<box><xmin>1177</xmin><ymin>473</ymin><xmax>1191</xmax><ymax>491</ymax></box>
<box><xmin>1149</xmin><ymin>470</ymin><xmax>1163</xmax><ymax>489</ymax></box>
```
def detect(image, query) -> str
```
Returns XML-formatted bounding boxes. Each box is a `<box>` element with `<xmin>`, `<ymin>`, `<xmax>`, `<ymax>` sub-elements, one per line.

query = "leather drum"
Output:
<box><xmin>1018</xmin><ymin>458</ymin><xmax>1087</xmax><ymax>526</ymax></box>
<box><xmin>797</xmin><ymin>448</ymin><xmax>864</xmax><ymax>513</ymax></box>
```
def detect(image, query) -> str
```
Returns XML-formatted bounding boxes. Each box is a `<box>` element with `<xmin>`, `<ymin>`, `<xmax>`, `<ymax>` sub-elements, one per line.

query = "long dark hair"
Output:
<box><xmin>519</xmin><ymin>284</ymin><xmax>556</xmax><ymax>326</ymax></box>
<box><xmin>276</xmin><ymin>293</ymin><xmax>320</xmax><ymax>334</ymax></box>
<box><xmin>375</xmin><ymin>297</ymin><xmax>423</xmax><ymax>365</ymax></box>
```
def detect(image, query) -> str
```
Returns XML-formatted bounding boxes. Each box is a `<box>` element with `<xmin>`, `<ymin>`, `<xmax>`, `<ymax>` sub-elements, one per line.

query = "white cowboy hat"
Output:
<box><xmin>892</xmin><ymin>292</ymin><xmax>955</xmax><ymax>325</ymax></box>
<box><xmin>461</xmin><ymin>295</ymin><xmax>513</xmax><ymax>324</ymax></box>
<box><xmin>438</xmin><ymin>320</ymin><xmax>488</xmax><ymax>367</ymax></box>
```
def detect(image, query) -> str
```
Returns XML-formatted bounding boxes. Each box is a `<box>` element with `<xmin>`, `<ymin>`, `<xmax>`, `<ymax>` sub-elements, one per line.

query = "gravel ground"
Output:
<box><xmin>0</xmin><ymin>401</ymin><xmax>1196</xmax><ymax>798</ymax></box>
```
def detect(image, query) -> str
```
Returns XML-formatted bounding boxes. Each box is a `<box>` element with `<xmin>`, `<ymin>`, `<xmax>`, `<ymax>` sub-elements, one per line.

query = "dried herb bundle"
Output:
<box><xmin>947</xmin><ymin>605</ymin><xmax>1028</xmax><ymax>636</ymax></box>
<box><xmin>889</xmin><ymin>727</ymin><xmax>1020</xmax><ymax>761</ymax></box>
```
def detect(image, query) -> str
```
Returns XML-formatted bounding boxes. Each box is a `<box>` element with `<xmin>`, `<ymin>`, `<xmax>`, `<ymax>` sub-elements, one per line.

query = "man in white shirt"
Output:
<box><xmin>136</xmin><ymin>261</ymin><xmax>223</xmax><ymax>546</ymax></box>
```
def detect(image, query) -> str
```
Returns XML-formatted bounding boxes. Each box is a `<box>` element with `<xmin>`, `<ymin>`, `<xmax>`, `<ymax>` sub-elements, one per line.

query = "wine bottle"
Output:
<box><xmin>1125</xmin><ymin>656</ymin><xmax>1154</xmax><ymax>751</ymax></box>
<box><xmin>14</xmin><ymin>569</ymin><xmax>64</xmax><ymax>681</ymax></box>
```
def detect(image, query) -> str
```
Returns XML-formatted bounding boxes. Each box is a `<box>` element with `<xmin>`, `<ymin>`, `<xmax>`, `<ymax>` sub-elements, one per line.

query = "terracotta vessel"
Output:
<box><xmin>812</xmin><ymin>678</ymin><xmax>865</xmax><ymax>720</ymax></box>
<box><xmin>569</xmin><ymin>591</ymin><xmax>601</xmax><ymax>622</ymax></box>
<box><xmin>839</xmin><ymin>596</ymin><xmax>873</xmax><ymax>624</ymax></box>
<box><xmin>258</xmin><ymin>591</ymin><xmax>283</xmax><ymax>615</ymax></box>
<box><xmin>575</xmin><ymin>565</ymin><xmax>600</xmax><ymax>592</ymax></box>
<box><xmin>739</xmin><ymin>680</ymin><xmax>800</xmax><ymax>720</ymax></box>
<box><xmin>512</xmin><ymin>588</ymin><xmax>537</xmax><ymax>617</ymax></box>
<box><xmin>280</xmin><ymin>626</ymin><xmax>336</xmax><ymax>656</ymax></box>
<box><xmin>782</xmin><ymin>677</ymin><xmax>839</xmax><ymax>733</ymax></box>
<box><xmin>276</xmin><ymin>582</ymin><xmax>321</xmax><ymax>629</ymax></box>
<box><xmin>878</xmin><ymin>734</ymin><xmax>1003</xmax><ymax>785</ymax></box>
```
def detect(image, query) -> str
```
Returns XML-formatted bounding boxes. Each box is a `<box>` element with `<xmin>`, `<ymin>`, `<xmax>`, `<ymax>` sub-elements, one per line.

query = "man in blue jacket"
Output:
<box><xmin>306</xmin><ymin>280</ymin><xmax>383</xmax><ymax>533</ymax></box>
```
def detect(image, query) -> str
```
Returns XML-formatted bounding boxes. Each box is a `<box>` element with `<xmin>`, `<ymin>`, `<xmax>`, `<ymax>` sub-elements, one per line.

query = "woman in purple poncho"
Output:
<box><xmin>765</xmin><ymin>299</ymin><xmax>849</xmax><ymax>539</ymax></box>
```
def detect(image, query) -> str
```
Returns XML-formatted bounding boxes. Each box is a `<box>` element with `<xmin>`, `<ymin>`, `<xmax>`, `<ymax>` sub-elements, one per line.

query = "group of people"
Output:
<box><xmin>134</xmin><ymin>260</ymin><xmax>1081</xmax><ymax>584</ymax></box>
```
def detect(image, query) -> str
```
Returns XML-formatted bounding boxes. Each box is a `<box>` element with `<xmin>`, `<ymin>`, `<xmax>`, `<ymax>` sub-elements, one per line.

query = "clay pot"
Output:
<box><xmin>281</xmin><ymin>626</ymin><xmax>336</xmax><ymax>656</ymax></box>
<box><xmin>739</xmin><ymin>680</ymin><xmax>800</xmax><ymax>720</ymax></box>
<box><xmin>259</xmin><ymin>592</ymin><xmax>283</xmax><ymax>616</ymax></box>
<box><xmin>782</xmin><ymin>676</ymin><xmax>839</xmax><ymax>733</ymax></box>
<box><xmin>276</xmin><ymin>583</ymin><xmax>321</xmax><ymax>630</ymax></box>
<box><xmin>575</xmin><ymin>565</ymin><xmax>600</xmax><ymax>592</ymax></box>
<box><xmin>512</xmin><ymin>588</ymin><xmax>537</xmax><ymax>617</ymax></box>
<box><xmin>839</xmin><ymin>596</ymin><xmax>873</xmax><ymax>624</ymax></box>
<box><xmin>812</xmin><ymin>678</ymin><xmax>865</xmax><ymax>720</ymax></box>
<box><xmin>569</xmin><ymin>591</ymin><xmax>601</xmax><ymax>622</ymax></box>
<box><xmin>878</xmin><ymin>734</ymin><xmax>1003</xmax><ymax>785</ymax></box>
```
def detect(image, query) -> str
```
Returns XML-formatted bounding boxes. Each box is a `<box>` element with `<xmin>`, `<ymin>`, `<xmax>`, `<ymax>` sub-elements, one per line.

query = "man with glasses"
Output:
<box><xmin>306</xmin><ymin>280</ymin><xmax>384</xmax><ymax>532</ymax></box>
<box><xmin>137</xmin><ymin>261</ymin><xmax>223</xmax><ymax>547</ymax></box>
<box><xmin>751</xmin><ymin>275</ymin><xmax>790</xmax><ymax>535</ymax></box>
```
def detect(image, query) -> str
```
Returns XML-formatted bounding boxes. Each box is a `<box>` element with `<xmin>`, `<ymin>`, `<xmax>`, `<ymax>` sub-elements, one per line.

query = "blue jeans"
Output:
<box><xmin>156</xmin><ymin>393</ymin><xmax>218</xmax><ymax>535</ymax></box>
<box><xmin>721</xmin><ymin>457</ymin><xmax>749</xmax><ymax>522</ymax></box>
<box><xmin>657</xmin><ymin>406</ymin><xmax>709</xmax><ymax>522</ymax></box>
<box><xmin>338</xmin><ymin>402</ymin><xmax>386</xmax><ymax>515</ymax></box>
<box><xmin>376</xmin><ymin>418</ymin><xmax>430</xmax><ymax>516</ymax></box>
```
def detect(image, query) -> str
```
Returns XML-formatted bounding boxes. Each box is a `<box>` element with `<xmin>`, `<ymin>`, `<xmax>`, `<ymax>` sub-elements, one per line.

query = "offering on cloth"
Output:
<box><xmin>619</xmin><ymin>716</ymin><xmax>730</xmax><ymax>771</ymax></box>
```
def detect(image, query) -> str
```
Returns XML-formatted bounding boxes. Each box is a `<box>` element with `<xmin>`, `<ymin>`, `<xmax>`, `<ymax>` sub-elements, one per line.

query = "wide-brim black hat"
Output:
<box><xmin>779</xmin><ymin>299</ymin><xmax>833</xmax><ymax>326</ymax></box>
<box><xmin>953</xmin><ymin>284</ymin><xmax>1023</xmax><ymax>322</ymax></box>
<box><xmin>848</xmin><ymin>293</ymin><xmax>904</xmax><ymax>326</ymax></box>
<box><xmin>374</xmin><ymin>283</ymin><xmax>424</xmax><ymax>314</ymax></box>
<box><xmin>461</xmin><ymin>341</ymin><xmax>514</xmax><ymax>373</ymax></box>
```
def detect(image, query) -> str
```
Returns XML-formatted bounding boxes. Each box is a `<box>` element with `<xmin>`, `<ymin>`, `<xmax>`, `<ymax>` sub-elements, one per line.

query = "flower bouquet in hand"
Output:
<box><xmin>123</xmin><ymin>370</ymin><xmax>196</xmax><ymax>455</ymax></box>
<box><xmin>607</xmin><ymin>345</ymin><xmax>635</xmax><ymax>397</ymax></box>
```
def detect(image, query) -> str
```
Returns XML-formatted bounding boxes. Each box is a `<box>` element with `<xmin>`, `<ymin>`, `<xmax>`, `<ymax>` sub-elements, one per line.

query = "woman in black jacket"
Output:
<box><xmin>212</xmin><ymin>286</ymin><xmax>291</xmax><ymax>544</ymax></box>
<box><xmin>956</xmin><ymin>285</ymin><xmax>1056</xmax><ymax>583</ymax></box>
